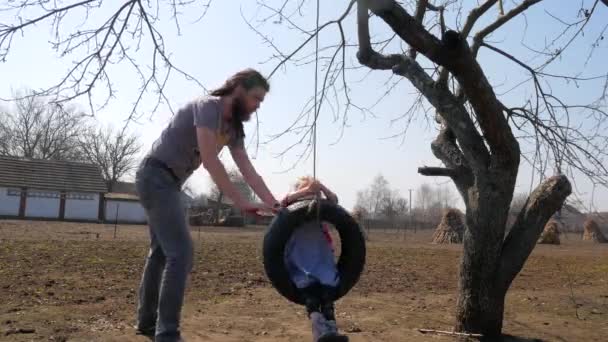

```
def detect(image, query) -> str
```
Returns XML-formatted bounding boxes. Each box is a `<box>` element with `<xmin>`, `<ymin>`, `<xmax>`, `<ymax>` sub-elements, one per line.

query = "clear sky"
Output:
<box><xmin>1</xmin><ymin>0</ymin><xmax>607</xmax><ymax>211</ymax></box>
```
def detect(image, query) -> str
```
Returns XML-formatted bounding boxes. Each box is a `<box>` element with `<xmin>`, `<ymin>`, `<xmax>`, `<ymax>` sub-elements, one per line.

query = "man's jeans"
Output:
<box><xmin>135</xmin><ymin>161</ymin><xmax>193</xmax><ymax>342</ymax></box>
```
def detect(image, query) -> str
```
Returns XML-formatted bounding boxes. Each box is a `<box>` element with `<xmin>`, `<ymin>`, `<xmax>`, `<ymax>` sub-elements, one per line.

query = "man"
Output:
<box><xmin>134</xmin><ymin>68</ymin><xmax>278</xmax><ymax>341</ymax></box>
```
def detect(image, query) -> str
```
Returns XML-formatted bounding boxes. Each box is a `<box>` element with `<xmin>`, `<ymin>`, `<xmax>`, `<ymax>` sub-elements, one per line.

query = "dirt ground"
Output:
<box><xmin>0</xmin><ymin>220</ymin><xmax>606</xmax><ymax>342</ymax></box>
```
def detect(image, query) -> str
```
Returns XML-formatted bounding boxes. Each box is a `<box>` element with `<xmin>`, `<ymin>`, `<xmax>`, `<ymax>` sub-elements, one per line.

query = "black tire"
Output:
<box><xmin>263</xmin><ymin>199</ymin><xmax>366</xmax><ymax>305</ymax></box>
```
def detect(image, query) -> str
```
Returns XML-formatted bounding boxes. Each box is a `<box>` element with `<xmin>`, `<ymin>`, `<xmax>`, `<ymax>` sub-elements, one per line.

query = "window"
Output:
<box><xmin>26</xmin><ymin>191</ymin><xmax>60</xmax><ymax>198</ymax></box>
<box><xmin>66</xmin><ymin>192</ymin><xmax>95</xmax><ymax>201</ymax></box>
<box><xmin>6</xmin><ymin>188</ymin><xmax>22</xmax><ymax>197</ymax></box>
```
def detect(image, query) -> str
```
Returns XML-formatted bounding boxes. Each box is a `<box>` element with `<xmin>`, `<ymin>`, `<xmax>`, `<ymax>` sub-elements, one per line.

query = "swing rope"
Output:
<box><xmin>312</xmin><ymin>0</ymin><xmax>320</xmax><ymax>182</ymax></box>
<box><xmin>312</xmin><ymin>0</ymin><xmax>322</xmax><ymax>222</ymax></box>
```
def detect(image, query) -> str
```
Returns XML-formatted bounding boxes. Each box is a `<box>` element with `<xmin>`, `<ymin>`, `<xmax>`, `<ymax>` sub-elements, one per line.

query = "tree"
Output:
<box><xmin>208</xmin><ymin>168</ymin><xmax>255</xmax><ymax>219</ymax></box>
<box><xmin>249</xmin><ymin>0</ymin><xmax>607</xmax><ymax>337</ymax></box>
<box><xmin>2</xmin><ymin>0</ymin><xmax>607</xmax><ymax>337</ymax></box>
<box><xmin>0</xmin><ymin>1</ymin><xmax>210</xmax><ymax>119</ymax></box>
<box><xmin>1</xmin><ymin>89</ymin><xmax>87</xmax><ymax>160</ymax></box>
<box><xmin>355</xmin><ymin>174</ymin><xmax>408</xmax><ymax>219</ymax></box>
<box><xmin>78</xmin><ymin>124</ymin><xmax>142</xmax><ymax>188</ymax></box>
<box><xmin>415</xmin><ymin>183</ymin><xmax>433</xmax><ymax>214</ymax></box>
<box><xmin>0</xmin><ymin>110</ymin><xmax>12</xmax><ymax>156</ymax></box>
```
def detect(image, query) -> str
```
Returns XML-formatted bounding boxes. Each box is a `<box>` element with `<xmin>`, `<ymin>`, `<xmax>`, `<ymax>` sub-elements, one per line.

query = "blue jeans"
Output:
<box><xmin>135</xmin><ymin>161</ymin><xmax>193</xmax><ymax>342</ymax></box>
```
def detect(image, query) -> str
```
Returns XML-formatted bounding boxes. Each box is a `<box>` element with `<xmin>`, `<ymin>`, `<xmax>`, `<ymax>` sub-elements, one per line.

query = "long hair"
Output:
<box><xmin>210</xmin><ymin>69</ymin><xmax>269</xmax><ymax>140</ymax></box>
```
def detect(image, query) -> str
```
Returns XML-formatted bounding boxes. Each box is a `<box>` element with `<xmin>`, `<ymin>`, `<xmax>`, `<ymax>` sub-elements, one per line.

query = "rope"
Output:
<box><xmin>313</xmin><ymin>0</ymin><xmax>321</xmax><ymax>222</ymax></box>
<box><xmin>313</xmin><ymin>0</ymin><xmax>320</xmax><ymax>181</ymax></box>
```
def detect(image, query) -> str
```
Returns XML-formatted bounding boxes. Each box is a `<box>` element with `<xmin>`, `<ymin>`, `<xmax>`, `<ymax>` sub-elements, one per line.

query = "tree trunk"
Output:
<box><xmin>454</xmin><ymin>175</ymin><xmax>571</xmax><ymax>337</ymax></box>
<box><xmin>455</xmin><ymin>180</ymin><xmax>512</xmax><ymax>337</ymax></box>
<box><xmin>456</xmin><ymin>227</ymin><xmax>507</xmax><ymax>335</ymax></box>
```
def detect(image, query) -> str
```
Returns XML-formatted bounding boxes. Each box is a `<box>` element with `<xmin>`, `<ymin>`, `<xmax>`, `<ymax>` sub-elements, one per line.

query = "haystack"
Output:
<box><xmin>538</xmin><ymin>220</ymin><xmax>561</xmax><ymax>245</ymax></box>
<box><xmin>582</xmin><ymin>219</ymin><xmax>607</xmax><ymax>243</ymax></box>
<box><xmin>432</xmin><ymin>209</ymin><xmax>464</xmax><ymax>244</ymax></box>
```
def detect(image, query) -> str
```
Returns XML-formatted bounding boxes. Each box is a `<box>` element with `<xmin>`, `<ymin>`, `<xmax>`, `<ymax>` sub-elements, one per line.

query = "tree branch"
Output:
<box><xmin>437</xmin><ymin>0</ymin><xmax>498</xmax><ymax>86</ymax></box>
<box><xmin>362</xmin><ymin>0</ymin><xmax>451</xmax><ymax>67</ymax></box>
<box><xmin>471</xmin><ymin>0</ymin><xmax>544</xmax><ymax>57</ymax></box>
<box><xmin>361</xmin><ymin>0</ymin><xmax>520</xmax><ymax>169</ymax></box>
<box><xmin>356</xmin><ymin>1</ymin><xmax>490</xmax><ymax>171</ymax></box>
<box><xmin>418</xmin><ymin>166</ymin><xmax>456</xmax><ymax>177</ymax></box>
<box><xmin>498</xmin><ymin>175</ymin><xmax>572</xmax><ymax>291</ymax></box>
<box><xmin>408</xmin><ymin>0</ymin><xmax>429</xmax><ymax>59</ymax></box>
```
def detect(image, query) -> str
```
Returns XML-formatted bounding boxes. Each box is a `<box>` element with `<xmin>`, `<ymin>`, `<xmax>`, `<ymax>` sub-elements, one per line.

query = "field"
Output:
<box><xmin>0</xmin><ymin>220</ymin><xmax>606</xmax><ymax>342</ymax></box>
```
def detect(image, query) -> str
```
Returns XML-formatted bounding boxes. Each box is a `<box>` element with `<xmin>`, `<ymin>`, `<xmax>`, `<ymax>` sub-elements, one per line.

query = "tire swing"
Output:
<box><xmin>262</xmin><ymin>199</ymin><xmax>366</xmax><ymax>305</ymax></box>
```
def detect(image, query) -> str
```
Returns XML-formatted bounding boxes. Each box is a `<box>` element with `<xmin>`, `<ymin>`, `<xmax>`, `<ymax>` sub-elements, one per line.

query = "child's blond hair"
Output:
<box><xmin>293</xmin><ymin>175</ymin><xmax>314</xmax><ymax>191</ymax></box>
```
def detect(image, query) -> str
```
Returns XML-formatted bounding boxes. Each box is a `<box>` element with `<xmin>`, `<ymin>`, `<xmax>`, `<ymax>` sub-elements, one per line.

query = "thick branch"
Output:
<box><xmin>447</xmin><ymin>40</ymin><xmax>520</xmax><ymax>168</ymax></box>
<box><xmin>356</xmin><ymin>4</ymin><xmax>490</xmax><ymax>171</ymax></box>
<box><xmin>362</xmin><ymin>0</ymin><xmax>450</xmax><ymax>67</ymax></box>
<box><xmin>408</xmin><ymin>0</ymin><xmax>429</xmax><ymax>59</ymax></box>
<box><xmin>498</xmin><ymin>175</ymin><xmax>572</xmax><ymax>291</ymax></box>
<box><xmin>437</xmin><ymin>0</ymin><xmax>497</xmax><ymax>86</ymax></box>
<box><xmin>362</xmin><ymin>0</ymin><xmax>519</xmax><ymax>168</ymax></box>
<box><xmin>430</xmin><ymin>126</ymin><xmax>474</xmax><ymax>204</ymax></box>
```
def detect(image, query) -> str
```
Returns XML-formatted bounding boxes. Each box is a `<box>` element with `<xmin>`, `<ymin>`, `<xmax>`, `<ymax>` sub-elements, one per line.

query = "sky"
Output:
<box><xmin>1</xmin><ymin>0</ymin><xmax>607</xmax><ymax>211</ymax></box>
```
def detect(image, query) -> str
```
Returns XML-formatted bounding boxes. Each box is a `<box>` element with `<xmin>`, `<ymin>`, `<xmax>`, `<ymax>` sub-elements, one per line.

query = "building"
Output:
<box><xmin>0</xmin><ymin>156</ymin><xmax>205</xmax><ymax>225</ymax></box>
<box><xmin>0</xmin><ymin>156</ymin><xmax>107</xmax><ymax>221</ymax></box>
<box><xmin>104</xmin><ymin>181</ymin><xmax>195</xmax><ymax>224</ymax></box>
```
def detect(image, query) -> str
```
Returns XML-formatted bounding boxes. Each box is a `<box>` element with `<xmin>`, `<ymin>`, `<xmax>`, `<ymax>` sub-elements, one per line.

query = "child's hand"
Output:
<box><xmin>326</xmin><ymin>192</ymin><xmax>338</xmax><ymax>204</ymax></box>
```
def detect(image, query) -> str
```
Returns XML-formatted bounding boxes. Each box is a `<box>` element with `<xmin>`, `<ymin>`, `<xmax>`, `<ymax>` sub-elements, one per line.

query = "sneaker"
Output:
<box><xmin>310</xmin><ymin>313</ymin><xmax>348</xmax><ymax>342</ymax></box>
<box><xmin>134</xmin><ymin>325</ymin><xmax>155</xmax><ymax>339</ymax></box>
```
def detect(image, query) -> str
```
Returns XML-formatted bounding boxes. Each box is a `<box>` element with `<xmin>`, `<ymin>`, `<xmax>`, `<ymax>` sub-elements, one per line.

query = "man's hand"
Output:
<box><xmin>304</xmin><ymin>180</ymin><xmax>322</xmax><ymax>195</ymax></box>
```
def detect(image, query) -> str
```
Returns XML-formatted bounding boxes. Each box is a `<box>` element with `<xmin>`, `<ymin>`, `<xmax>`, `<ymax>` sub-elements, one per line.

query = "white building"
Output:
<box><xmin>0</xmin><ymin>156</ymin><xmax>107</xmax><ymax>221</ymax></box>
<box><xmin>0</xmin><ymin>157</ymin><xmax>196</xmax><ymax>225</ymax></box>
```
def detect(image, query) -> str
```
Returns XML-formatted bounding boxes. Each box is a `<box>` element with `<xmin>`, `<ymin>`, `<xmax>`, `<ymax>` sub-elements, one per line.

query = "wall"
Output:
<box><xmin>0</xmin><ymin>187</ymin><xmax>21</xmax><ymax>216</ymax></box>
<box><xmin>105</xmin><ymin>200</ymin><xmax>147</xmax><ymax>223</ymax></box>
<box><xmin>24</xmin><ymin>189</ymin><xmax>60</xmax><ymax>218</ymax></box>
<box><xmin>65</xmin><ymin>192</ymin><xmax>100</xmax><ymax>221</ymax></box>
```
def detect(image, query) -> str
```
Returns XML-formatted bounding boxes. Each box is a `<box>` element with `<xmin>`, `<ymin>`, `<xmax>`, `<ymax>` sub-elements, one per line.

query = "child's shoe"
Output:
<box><xmin>310</xmin><ymin>312</ymin><xmax>349</xmax><ymax>342</ymax></box>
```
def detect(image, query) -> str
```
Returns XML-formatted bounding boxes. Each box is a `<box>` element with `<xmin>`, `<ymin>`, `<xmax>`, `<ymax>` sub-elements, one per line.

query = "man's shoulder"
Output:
<box><xmin>190</xmin><ymin>94</ymin><xmax>221</xmax><ymax>106</ymax></box>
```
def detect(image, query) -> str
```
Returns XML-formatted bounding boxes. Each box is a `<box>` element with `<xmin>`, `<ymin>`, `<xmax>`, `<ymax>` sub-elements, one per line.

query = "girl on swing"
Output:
<box><xmin>280</xmin><ymin>176</ymin><xmax>349</xmax><ymax>342</ymax></box>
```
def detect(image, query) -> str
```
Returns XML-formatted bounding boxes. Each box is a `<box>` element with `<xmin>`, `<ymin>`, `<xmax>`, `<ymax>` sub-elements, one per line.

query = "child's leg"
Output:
<box><xmin>302</xmin><ymin>284</ymin><xmax>348</xmax><ymax>341</ymax></box>
<box><xmin>300</xmin><ymin>283</ymin><xmax>323</xmax><ymax>317</ymax></box>
<box><xmin>320</xmin><ymin>285</ymin><xmax>337</xmax><ymax>321</ymax></box>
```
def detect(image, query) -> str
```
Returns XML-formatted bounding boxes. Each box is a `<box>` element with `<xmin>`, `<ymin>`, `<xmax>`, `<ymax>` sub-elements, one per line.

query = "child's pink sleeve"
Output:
<box><xmin>322</xmin><ymin>223</ymin><xmax>334</xmax><ymax>249</ymax></box>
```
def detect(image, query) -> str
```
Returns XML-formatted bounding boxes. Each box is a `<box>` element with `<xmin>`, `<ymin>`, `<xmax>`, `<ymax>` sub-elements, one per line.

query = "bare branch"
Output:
<box><xmin>0</xmin><ymin>0</ymin><xmax>210</xmax><ymax>120</ymax></box>
<box><xmin>418</xmin><ymin>166</ymin><xmax>456</xmax><ymax>177</ymax></box>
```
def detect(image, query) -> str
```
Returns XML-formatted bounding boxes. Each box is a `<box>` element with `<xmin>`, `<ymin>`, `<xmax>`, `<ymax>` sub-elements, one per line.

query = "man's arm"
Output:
<box><xmin>230</xmin><ymin>145</ymin><xmax>278</xmax><ymax>207</ymax></box>
<box><xmin>197</xmin><ymin>127</ymin><xmax>248</xmax><ymax>209</ymax></box>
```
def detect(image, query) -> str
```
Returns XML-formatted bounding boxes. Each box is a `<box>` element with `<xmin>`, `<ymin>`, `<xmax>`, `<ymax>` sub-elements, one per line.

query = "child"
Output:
<box><xmin>281</xmin><ymin>176</ymin><xmax>348</xmax><ymax>342</ymax></box>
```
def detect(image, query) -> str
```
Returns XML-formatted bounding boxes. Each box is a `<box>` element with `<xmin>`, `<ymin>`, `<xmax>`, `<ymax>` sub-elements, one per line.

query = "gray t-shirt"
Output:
<box><xmin>146</xmin><ymin>95</ymin><xmax>244</xmax><ymax>181</ymax></box>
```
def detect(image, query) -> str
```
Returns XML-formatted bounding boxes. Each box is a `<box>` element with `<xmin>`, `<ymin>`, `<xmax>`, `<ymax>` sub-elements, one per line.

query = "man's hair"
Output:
<box><xmin>209</xmin><ymin>68</ymin><xmax>269</xmax><ymax>140</ymax></box>
<box><xmin>210</xmin><ymin>68</ymin><xmax>270</xmax><ymax>97</ymax></box>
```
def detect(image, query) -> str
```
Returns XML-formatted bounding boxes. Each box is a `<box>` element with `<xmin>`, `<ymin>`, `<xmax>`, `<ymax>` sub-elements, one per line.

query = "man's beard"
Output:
<box><xmin>232</xmin><ymin>97</ymin><xmax>252</xmax><ymax>122</ymax></box>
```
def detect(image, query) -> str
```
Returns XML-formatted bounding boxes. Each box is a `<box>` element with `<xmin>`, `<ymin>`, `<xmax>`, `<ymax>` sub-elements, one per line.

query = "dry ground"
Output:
<box><xmin>0</xmin><ymin>220</ymin><xmax>606</xmax><ymax>342</ymax></box>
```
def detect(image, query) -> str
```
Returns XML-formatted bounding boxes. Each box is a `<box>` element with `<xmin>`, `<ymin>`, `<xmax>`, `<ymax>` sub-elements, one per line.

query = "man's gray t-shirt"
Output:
<box><xmin>145</xmin><ymin>96</ymin><xmax>244</xmax><ymax>182</ymax></box>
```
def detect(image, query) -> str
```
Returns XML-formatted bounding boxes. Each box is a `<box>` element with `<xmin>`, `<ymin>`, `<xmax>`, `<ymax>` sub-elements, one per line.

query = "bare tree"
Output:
<box><xmin>356</xmin><ymin>174</ymin><xmax>407</xmax><ymax>219</ymax></box>
<box><xmin>78</xmin><ymin>124</ymin><xmax>141</xmax><ymax>188</ymax></box>
<box><xmin>2</xmin><ymin>89</ymin><xmax>87</xmax><ymax>160</ymax></box>
<box><xmin>0</xmin><ymin>109</ymin><xmax>12</xmax><ymax>156</ymax></box>
<box><xmin>0</xmin><ymin>1</ymin><xmax>211</xmax><ymax>119</ymax></box>
<box><xmin>208</xmin><ymin>168</ymin><xmax>255</xmax><ymax>218</ymax></box>
<box><xmin>248</xmin><ymin>0</ymin><xmax>607</xmax><ymax>337</ymax></box>
<box><xmin>415</xmin><ymin>183</ymin><xmax>433</xmax><ymax>214</ymax></box>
